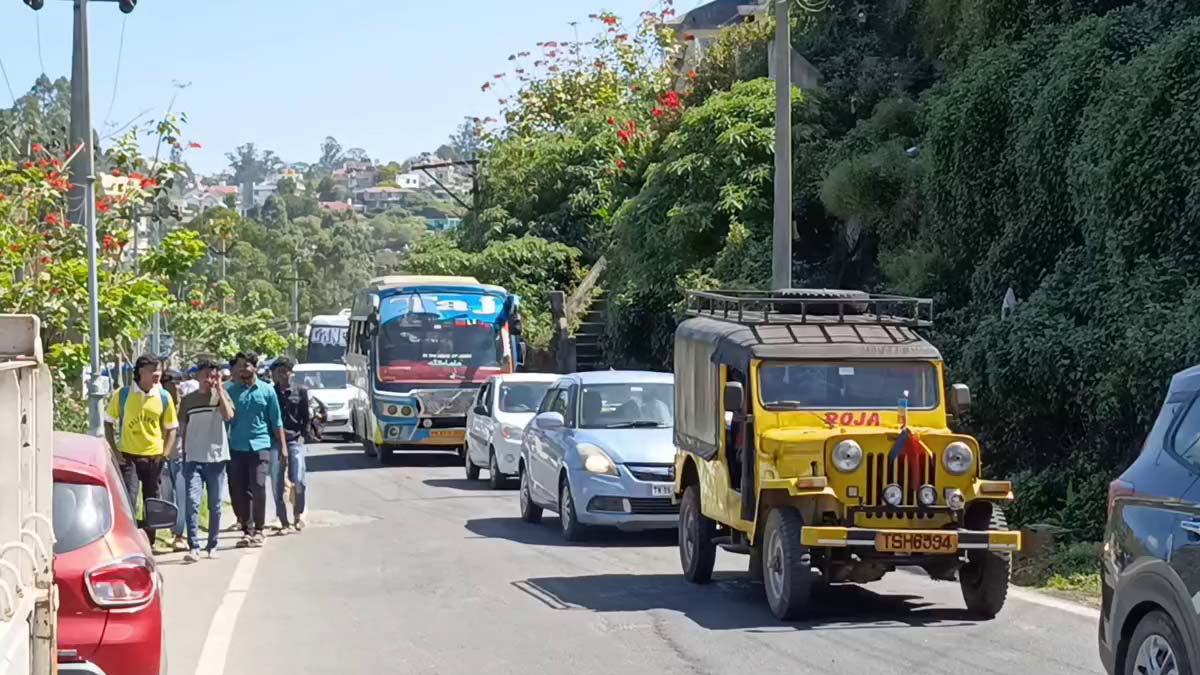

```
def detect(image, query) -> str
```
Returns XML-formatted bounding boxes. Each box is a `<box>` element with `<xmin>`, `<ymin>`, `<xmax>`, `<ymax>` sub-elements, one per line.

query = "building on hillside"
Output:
<box><xmin>425</xmin><ymin>217</ymin><xmax>462</xmax><ymax>232</ymax></box>
<box><xmin>320</xmin><ymin>200</ymin><xmax>362</xmax><ymax>214</ymax></box>
<box><xmin>668</xmin><ymin>0</ymin><xmax>821</xmax><ymax>91</ymax></box>
<box><xmin>174</xmin><ymin>184</ymin><xmax>238</xmax><ymax>219</ymax></box>
<box><xmin>333</xmin><ymin>163</ymin><xmax>377</xmax><ymax>190</ymax></box>
<box><xmin>355</xmin><ymin>185</ymin><xmax>416</xmax><ymax>214</ymax></box>
<box><xmin>251</xmin><ymin>169</ymin><xmax>307</xmax><ymax>207</ymax></box>
<box><xmin>398</xmin><ymin>172</ymin><xmax>422</xmax><ymax>189</ymax></box>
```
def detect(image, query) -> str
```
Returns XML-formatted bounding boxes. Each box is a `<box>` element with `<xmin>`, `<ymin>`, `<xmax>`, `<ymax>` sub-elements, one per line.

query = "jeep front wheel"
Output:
<box><xmin>762</xmin><ymin>507</ymin><xmax>815</xmax><ymax>620</ymax></box>
<box><xmin>959</xmin><ymin>506</ymin><xmax>1011</xmax><ymax>618</ymax></box>
<box><xmin>679</xmin><ymin>485</ymin><xmax>716</xmax><ymax>584</ymax></box>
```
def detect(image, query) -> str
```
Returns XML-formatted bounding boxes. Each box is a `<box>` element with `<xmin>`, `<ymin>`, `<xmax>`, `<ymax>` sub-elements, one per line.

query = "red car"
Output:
<box><xmin>52</xmin><ymin>432</ymin><xmax>176</xmax><ymax>675</ymax></box>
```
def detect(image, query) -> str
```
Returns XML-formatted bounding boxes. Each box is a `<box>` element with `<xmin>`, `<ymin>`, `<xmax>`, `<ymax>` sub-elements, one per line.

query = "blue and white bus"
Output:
<box><xmin>345</xmin><ymin>276</ymin><xmax>524</xmax><ymax>462</ymax></box>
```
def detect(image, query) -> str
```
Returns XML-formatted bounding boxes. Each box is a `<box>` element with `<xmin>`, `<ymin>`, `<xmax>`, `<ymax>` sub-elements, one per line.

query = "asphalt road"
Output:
<box><xmin>160</xmin><ymin>442</ymin><xmax>1107</xmax><ymax>675</ymax></box>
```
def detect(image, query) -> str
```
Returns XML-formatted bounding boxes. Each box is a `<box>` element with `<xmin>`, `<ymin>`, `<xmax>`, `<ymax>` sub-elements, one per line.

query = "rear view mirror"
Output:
<box><xmin>473</xmin><ymin>404</ymin><xmax>487</xmax><ymax>416</ymax></box>
<box><xmin>949</xmin><ymin>383</ymin><xmax>971</xmax><ymax>416</ymax></box>
<box><xmin>534</xmin><ymin>411</ymin><xmax>564</xmax><ymax>430</ymax></box>
<box><xmin>142</xmin><ymin>498</ymin><xmax>179</xmax><ymax>530</ymax></box>
<box><xmin>723</xmin><ymin>381</ymin><xmax>745</xmax><ymax>412</ymax></box>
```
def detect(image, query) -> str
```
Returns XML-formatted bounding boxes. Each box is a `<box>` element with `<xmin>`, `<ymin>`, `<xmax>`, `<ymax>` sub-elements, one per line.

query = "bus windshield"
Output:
<box><xmin>307</xmin><ymin>324</ymin><xmax>348</xmax><ymax>363</ymax></box>
<box><xmin>377</xmin><ymin>318</ymin><xmax>500</xmax><ymax>369</ymax></box>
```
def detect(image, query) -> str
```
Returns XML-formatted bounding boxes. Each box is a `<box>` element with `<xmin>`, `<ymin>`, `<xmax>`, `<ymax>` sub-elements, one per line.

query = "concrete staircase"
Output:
<box><xmin>573</xmin><ymin>296</ymin><xmax>607</xmax><ymax>372</ymax></box>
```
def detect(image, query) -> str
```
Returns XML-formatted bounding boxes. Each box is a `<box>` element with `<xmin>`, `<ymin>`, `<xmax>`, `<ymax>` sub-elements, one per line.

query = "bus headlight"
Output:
<box><xmin>385</xmin><ymin>404</ymin><xmax>399</xmax><ymax>416</ymax></box>
<box><xmin>942</xmin><ymin>442</ymin><xmax>975</xmax><ymax>475</ymax></box>
<box><xmin>399</xmin><ymin>405</ymin><xmax>414</xmax><ymax>417</ymax></box>
<box><xmin>831</xmin><ymin>440</ymin><xmax>863</xmax><ymax>472</ymax></box>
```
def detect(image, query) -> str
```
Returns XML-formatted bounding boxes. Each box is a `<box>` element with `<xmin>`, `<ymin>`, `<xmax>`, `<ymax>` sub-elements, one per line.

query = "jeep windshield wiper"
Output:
<box><xmin>605</xmin><ymin>420</ymin><xmax>667</xmax><ymax>428</ymax></box>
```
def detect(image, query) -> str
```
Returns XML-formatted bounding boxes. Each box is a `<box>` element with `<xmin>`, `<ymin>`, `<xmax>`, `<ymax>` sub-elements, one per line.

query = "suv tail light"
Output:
<box><xmin>1108</xmin><ymin>478</ymin><xmax>1135</xmax><ymax>518</ymax></box>
<box><xmin>85</xmin><ymin>555</ymin><xmax>156</xmax><ymax>609</ymax></box>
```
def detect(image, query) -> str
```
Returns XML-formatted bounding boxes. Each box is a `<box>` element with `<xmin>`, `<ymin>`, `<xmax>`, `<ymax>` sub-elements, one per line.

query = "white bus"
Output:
<box><xmin>305</xmin><ymin>309</ymin><xmax>351</xmax><ymax>363</ymax></box>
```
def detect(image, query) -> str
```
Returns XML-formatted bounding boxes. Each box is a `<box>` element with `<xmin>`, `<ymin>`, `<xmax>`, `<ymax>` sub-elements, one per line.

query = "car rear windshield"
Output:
<box><xmin>758</xmin><ymin>362</ymin><xmax>940</xmax><ymax>410</ymax></box>
<box><xmin>499</xmin><ymin>382</ymin><xmax>551</xmax><ymax>413</ymax></box>
<box><xmin>579</xmin><ymin>383</ymin><xmax>674</xmax><ymax>429</ymax></box>
<box><xmin>52</xmin><ymin>482</ymin><xmax>113</xmax><ymax>554</ymax></box>
<box><xmin>296</xmin><ymin>369</ymin><xmax>347</xmax><ymax>389</ymax></box>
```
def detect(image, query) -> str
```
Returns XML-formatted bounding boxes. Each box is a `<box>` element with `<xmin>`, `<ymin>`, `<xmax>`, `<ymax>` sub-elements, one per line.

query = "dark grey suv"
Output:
<box><xmin>1100</xmin><ymin>365</ymin><xmax>1200</xmax><ymax>675</ymax></box>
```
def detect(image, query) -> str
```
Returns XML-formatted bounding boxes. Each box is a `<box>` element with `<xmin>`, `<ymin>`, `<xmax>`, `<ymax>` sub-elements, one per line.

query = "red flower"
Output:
<box><xmin>652</xmin><ymin>108</ymin><xmax>664</xmax><ymax>118</ymax></box>
<box><xmin>40</xmin><ymin>256</ymin><xmax>51</xmax><ymax>265</ymax></box>
<box><xmin>614</xmin><ymin>159</ymin><xmax>626</xmax><ymax>170</ymax></box>
<box><xmin>188</xmin><ymin>142</ymin><xmax>202</xmax><ymax>149</ymax></box>
<box><xmin>659</xmin><ymin>91</ymin><xmax>681</xmax><ymax>111</ymax></box>
<box><xmin>9</xmin><ymin>244</ymin><xmax>21</xmax><ymax>253</ymax></box>
<box><xmin>128</xmin><ymin>172</ymin><xmax>145</xmax><ymax>181</ymax></box>
<box><xmin>607</xmin><ymin>117</ymin><xmax>615</xmax><ymax>125</ymax></box>
<box><xmin>684</xmin><ymin>33</ymin><xmax>695</xmax><ymax>41</ymax></box>
<box><xmin>37</xmin><ymin>159</ymin><xmax>49</xmax><ymax>169</ymax></box>
<box><xmin>141</xmin><ymin>178</ymin><xmax>159</xmax><ymax>189</ymax></box>
<box><xmin>31</xmin><ymin>143</ymin><xmax>44</xmax><ymax>153</ymax></box>
<box><xmin>102</xmin><ymin>235</ymin><xmax>116</xmax><ymax>252</ymax></box>
<box><xmin>50</xmin><ymin>159</ymin><xmax>61</xmax><ymax>168</ymax></box>
<box><xmin>602</xmin><ymin>15</ymin><xmax>618</xmax><ymax>26</ymax></box>
<box><xmin>49</xmin><ymin>287</ymin><xmax>62</xmax><ymax>296</ymax></box>
<box><xmin>96</xmin><ymin>199</ymin><xmax>110</xmax><ymax>214</ymax></box>
<box><xmin>687</xmin><ymin>70</ymin><xmax>698</xmax><ymax>80</ymax></box>
<box><xmin>190</xmin><ymin>299</ymin><xmax>203</xmax><ymax>309</ymax></box>
<box><xmin>44</xmin><ymin>213</ymin><xmax>60</xmax><ymax>226</ymax></box>
<box><xmin>0</xmin><ymin>194</ymin><xmax>5</xmax><ymax>202</ymax></box>
<box><xmin>23</xmin><ymin>162</ymin><xmax>33</xmax><ymax>169</ymax></box>
<box><xmin>617</xmin><ymin>130</ymin><xmax>632</xmax><ymax>145</ymax></box>
<box><xmin>111</xmin><ymin>169</ymin><xmax>121</xmax><ymax>177</ymax></box>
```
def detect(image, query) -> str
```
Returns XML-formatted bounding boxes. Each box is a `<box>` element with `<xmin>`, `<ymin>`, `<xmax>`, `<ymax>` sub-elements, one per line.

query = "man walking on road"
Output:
<box><xmin>160</xmin><ymin>369</ymin><xmax>190</xmax><ymax>553</ymax></box>
<box><xmin>225</xmin><ymin>352</ymin><xmax>287</xmax><ymax>548</ymax></box>
<box><xmin>178</xmin><ymin>358</ymin><xmax>235</xmax><ymax>562</ymax></box>
<box><xmin>269</xmin><ymin>357</ymin><xmax>324</xmax><ymax>533</ymax></box>
<box><xmin>104</xmin><ymin>354</ymin><xmax>179</xmax><ymax>551</ymax></box>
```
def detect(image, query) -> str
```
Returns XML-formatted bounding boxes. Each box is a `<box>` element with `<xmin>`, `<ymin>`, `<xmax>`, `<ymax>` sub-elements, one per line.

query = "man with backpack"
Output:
<box><xmin>103</xmin><ymin>354</ymin><xmax>179</xmax><ymax>550</ymax></box>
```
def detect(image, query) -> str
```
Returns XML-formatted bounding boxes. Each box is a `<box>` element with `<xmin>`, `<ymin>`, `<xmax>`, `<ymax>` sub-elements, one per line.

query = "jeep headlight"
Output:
<box><xmin>578</xmin><ymin>443</ymin><xmax>617</xmax><ymax>476</ymax></box>
<box><xmin>942</xmin><ymin>441</ymin><xmax>975</xmax><ymax>476</ymax></box>
<box><xmin>831</xmin><ymin>440</ymin><xmax>863</xmax><ymax>473</ymax></box>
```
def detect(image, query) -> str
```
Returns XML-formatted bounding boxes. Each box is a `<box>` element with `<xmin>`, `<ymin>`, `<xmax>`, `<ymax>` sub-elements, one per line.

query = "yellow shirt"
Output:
<box><xmin>104</xmin><ymin>385</ymin><xmax>179</xmax><ymax>457</ymax></box>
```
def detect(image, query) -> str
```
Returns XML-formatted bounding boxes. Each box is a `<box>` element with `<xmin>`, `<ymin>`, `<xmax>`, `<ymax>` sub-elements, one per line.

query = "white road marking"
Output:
<box><xmin>194</xmin><ymin>550</ymin><xmax>262</xmax><ymax>675</ymax></box>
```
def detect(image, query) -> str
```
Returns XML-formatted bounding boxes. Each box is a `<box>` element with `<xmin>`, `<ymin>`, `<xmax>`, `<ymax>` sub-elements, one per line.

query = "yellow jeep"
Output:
<box><xmin>672</xmin><ymin>289</ymin><xmax>1021</xmax><ymax>620</ymax></box>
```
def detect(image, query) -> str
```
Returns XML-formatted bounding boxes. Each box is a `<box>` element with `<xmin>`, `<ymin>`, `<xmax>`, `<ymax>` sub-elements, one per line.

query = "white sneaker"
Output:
<box><xmin>183</xmin><ymin>550</ymin><xmax>200</xmax><ymax>563</ymax></box>
<box><xmin>294</xmin><ymin>516</ymin><xmax>306</xmax><ymax>532</ymax></box>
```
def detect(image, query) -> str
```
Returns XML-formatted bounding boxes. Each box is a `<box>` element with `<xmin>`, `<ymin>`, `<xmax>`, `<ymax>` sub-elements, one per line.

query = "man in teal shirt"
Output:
<box><xmin>225</xmin><ymin>352</ymin><xmax>287</xmax><ymax>548</ymax></box>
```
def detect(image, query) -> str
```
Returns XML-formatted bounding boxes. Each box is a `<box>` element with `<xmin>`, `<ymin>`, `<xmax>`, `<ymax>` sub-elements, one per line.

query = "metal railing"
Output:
<box><xmin>684</xmin><ymin>289</ymin><xmax>934</xmax><ymax>328</ymax></box>
<box><xmin>0</xmin><ymin>315</ymin><xmax>56</xmax><ymax>675</ymax></box>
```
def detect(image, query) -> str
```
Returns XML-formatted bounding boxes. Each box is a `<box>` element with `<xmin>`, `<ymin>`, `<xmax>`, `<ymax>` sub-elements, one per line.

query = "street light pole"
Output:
<box><xmin>772</xmin><ymin>0</ymin><xmax>793</xmax><ymax>291</ymax></box>
<box><xmin>66</xmin><ymin>0</ymin><xmax>106</xmax><ymax>436</ymax></box>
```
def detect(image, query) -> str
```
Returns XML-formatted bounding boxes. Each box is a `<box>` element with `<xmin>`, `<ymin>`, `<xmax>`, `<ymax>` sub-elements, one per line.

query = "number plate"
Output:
<box><xmin>651</xmin><ymin>484</ymin><xmax>673</xmax><ymax>497</ymax></box>
<box><xmin>875</xmin><ymin>532</ymin><xmax>958</xmax><ymax>554</ymax></box>
<box><xmin>430</xmin><ymin>430</ymin><xmax>464</xmax><ymax>439</ymax></box>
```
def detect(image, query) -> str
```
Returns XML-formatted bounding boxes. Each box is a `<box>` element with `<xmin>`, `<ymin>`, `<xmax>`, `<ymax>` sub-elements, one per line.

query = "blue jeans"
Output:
<box><xmin>271</xmin><ymin>439</ymin><xmax>306</xmax><ymax>527</ymax></box>
<box><xmin>183</xmin><ymin>461</ymin><xmax>227</xmax><ymax>552</ymax></box>
<box><xmin>166</xmin><ymin>458</ymin><xmax>186</xmax><ymax>537</ymax></box>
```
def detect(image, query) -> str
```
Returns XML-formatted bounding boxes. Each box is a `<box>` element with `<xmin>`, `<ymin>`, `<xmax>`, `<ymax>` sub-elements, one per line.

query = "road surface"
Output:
<box><xmin>160</xmin><ymin>442</ymin><xmax>1106</xmax><ymax>675</ymax></box>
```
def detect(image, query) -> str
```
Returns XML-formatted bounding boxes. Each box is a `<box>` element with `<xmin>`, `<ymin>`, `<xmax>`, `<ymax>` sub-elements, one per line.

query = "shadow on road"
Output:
<box><xmin>465</xmin><ymin>517</ymin><xmax>676</xmax><ymax>548</ymax></box>
<box><xmin>513</xmin><ymin>573</ymin><xmax>979</xmax><ymax>632</ymax></box>
<box><xmin>306</xmin><ymin>449</ymin><xmax>461</xmax><ymax>473</ymax></box>
<box><xmin>305</xmin><ymin>452</ymin><xmax>377</xmax><ymax>473</ymax></box>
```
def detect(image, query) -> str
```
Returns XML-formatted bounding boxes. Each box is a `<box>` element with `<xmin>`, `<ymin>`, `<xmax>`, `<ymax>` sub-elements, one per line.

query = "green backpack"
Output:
<box><xmin>117</xmin><ymin>385</ymin><xmax>170</xmax><ymax>442</ymax></box>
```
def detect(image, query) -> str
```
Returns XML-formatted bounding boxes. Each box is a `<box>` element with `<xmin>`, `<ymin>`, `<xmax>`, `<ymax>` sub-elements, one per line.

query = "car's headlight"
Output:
<box><xmin>500</xmin><ymin>423</ymin><xmax>524</xmax><ymax>440</ymax></box>
<box><xmin>942</xmin><ymin>441</ymin><xmax>975</xmax><ymax>475</ymax></box>
<box><xmin>831</xmin><ymin>440</ymin><xmax>863</xmax><ymax>472</ymax></box>
<box><xmin>578</xmin><ymin>443</ymin><xmax>617</xmax><ymax>476</ymax></box>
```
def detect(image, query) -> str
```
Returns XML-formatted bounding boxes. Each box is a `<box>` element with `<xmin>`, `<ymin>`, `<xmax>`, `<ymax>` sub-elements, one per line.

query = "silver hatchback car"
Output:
<box><xmin>518</xmin><ymin>371</ymin><xmax>677</xmax><ymax>541</ymax></box>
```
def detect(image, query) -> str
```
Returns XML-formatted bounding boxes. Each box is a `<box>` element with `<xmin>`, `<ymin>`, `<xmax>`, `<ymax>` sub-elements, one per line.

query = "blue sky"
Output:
<box><xmin>0</xmin><ymin>0</ymin><xmax>703</xmax><ymax>174</ymax></box>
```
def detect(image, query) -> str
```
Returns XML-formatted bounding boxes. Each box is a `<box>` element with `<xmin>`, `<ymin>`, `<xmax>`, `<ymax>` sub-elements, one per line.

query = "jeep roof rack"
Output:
<box><xmin>683</xmin><ymin>289</ymin><xmax>933</xmax><ymax>328</ymax></box>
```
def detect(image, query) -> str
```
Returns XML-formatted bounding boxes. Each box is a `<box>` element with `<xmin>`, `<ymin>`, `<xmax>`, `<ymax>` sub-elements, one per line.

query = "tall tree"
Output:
<box><xmin>226</xmin><ymin>143</ymin><xmax>283</xmax><ymax>185</ymax></box>
<box><xmin>318</xmin><ymin>136</ymin><xmax>344</xmax><ymax>170</ymax></box>
<box><xmin>0</xmin><ymin>75</ymin><xmax>72</xmax><ymax>161</ymax></box>
<box><xmin>446</xmin><ymin>118</ymin><xmax>485</xmax><ymax>160</ymax></box>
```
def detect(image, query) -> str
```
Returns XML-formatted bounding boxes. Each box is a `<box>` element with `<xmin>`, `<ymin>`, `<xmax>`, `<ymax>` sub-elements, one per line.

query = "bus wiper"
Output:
<box><xmin>606</xmin><ymin>420</ymin><xmax>667</xmax><ymax>428</ymax></box>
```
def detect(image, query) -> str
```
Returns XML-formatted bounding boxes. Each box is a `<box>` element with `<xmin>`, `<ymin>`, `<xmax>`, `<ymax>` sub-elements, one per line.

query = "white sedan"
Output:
<box><xmin>465</xmin><ymin>373</ymin><xmax>558</xmax><ymax>489</ymax></box>
<box><xmin>293</xmin><ymin>363</ymin><xmax>358</xmax><ymax>439</ymax></box>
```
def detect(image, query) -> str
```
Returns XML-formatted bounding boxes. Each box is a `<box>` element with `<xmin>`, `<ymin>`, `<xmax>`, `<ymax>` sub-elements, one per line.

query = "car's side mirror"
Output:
<box><xmin>143</xmin><ymin>498</ymin><xmax>179</xmax><ymax>530</ymax></box>
<box><xmin>723</xmin><ymin>381</ymin><xmax>745</xmax><ymax>412</ymax></box>
<box><xmin>534</xmin><ymin>411</ymin><xmax>564</xmax><ymax>430</ymax></box>
<box><xmin>949</xmin><ymin>383</ymin><xmax>971</xmax><ymax>416</ymax></box>
<box><xmin>473</xmin><ymin>404</ymin><xmax>487</xmax><ymax>416</ymax></box>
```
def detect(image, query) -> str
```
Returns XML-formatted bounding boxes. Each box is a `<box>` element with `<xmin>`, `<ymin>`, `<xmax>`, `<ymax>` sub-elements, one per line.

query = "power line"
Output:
<box><xmin>103</xmin><ymin>15</ymin><xmax>128</xmax><ymax>127</ymax></box>
<box><xmin>35</xmin><ymin>12</ymin><xmax>46</xmax><ymax>75</ymax></box>
<box><xmin>0</xmin><ymin>54</ymin><xmax>15</xmax><ymax>106</ymax></box>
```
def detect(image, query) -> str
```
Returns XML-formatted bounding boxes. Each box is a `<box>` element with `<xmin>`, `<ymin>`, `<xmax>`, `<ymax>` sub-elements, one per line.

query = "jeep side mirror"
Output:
<box><xmin>473</xmin><ymin>404</ymin><xmax>487</xmax><ymax>416</ymax></box>
<box><xmin>949</xmin><ymin>383</ymin><xmax>971</xmax><ymax>415</ymax></box>
<box><xmin>723</xmin><ymin>381</ymin><xmax>745</xmax><ymax>412</ymax></box>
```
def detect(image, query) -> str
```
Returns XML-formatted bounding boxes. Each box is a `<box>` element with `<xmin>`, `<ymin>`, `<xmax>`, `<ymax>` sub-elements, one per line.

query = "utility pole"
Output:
<box><xmin>28</xmin><ymin>0</ymin><xmax>138</xmax><ymax>435</ymax></box>
<box><xmin>772</xmin><ymin>0</ymin><xmax>793</xmax><ymax>291</ymax></box>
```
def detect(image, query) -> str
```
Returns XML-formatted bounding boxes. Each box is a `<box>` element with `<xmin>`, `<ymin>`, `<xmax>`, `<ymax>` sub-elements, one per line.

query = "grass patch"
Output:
<box><xmin>1012</xmin><ymin>540</ymin><xmax>1102</xmax><ymax>606</ymax></box>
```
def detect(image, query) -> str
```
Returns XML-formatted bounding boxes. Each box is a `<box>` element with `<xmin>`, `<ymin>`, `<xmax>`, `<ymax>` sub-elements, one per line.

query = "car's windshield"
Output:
<box><xmin>377</xmin><ymin>317</ymin><xmax>500</xmax><ymax>369</ymax></box>
<box><xmin>578</xmin><ymin>383</ymin><xmax>673</xmax><ymax>429</ymax></box>
<box><xmin>296</xmin><ymin>369</ymin><xmax>348</xmax><ymax>389</ymax></box>
<box><xmin>758</xmin><ymin>362</ymin><xmax>939</xmax><ymax>410</ymax></box>
<box><xmin>499</xmin><ymin>382</ymin><xmax>551</xmax><ymax>413</ymax></box>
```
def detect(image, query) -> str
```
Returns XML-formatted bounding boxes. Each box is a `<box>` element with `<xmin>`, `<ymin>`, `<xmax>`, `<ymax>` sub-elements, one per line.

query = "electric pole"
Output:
<box><xmin>772</xmin><ymin>0</ymin><xmax>793</xmax><ymax>291</ymax></box>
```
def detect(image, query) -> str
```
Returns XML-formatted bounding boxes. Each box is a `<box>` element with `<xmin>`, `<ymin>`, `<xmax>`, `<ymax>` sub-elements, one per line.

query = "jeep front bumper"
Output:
<box><xmin>800</xmin><ymin>526</ymin><xmax>1021</xmax><ymax>552</ymax></box>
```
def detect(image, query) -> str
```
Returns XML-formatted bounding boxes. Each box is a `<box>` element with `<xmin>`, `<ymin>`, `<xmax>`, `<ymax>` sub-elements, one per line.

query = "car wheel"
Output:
<box><xmin>1124</xmin><ymin>609</ymin><xmax>1191</xmax><ymax>675</ymax></box>
<box><xmin>488</xmin><ymin>449</ymin><xmax>508</xmax><ymax>490</ymax></box>
<box><xmin>519</xmin><ymin>465</ymin><xmax>542</xmax><ymax>523</ymax></box>
<box><xmin>762</xmin><ymin>506</ymin><xmax>815</xmax><ymax>620</ymax></box>
<box><xmin>558</xmin><ymin>476</ymin><xmax>586</xmax><ymax>542</ymax></box>
<box><xmin>959</xmin><ymin>506</ymin><xmax>1011</xmax><ymax>619</ymax></box>
<box><xmin>465</xmin><ymin>447</ymin><xmax>481</xmax><ymax>480</ymax></box>
<box><xmin>679</xmin><ymin>484</ymin><xmax>716</xmax><ymax>584</ymax></box>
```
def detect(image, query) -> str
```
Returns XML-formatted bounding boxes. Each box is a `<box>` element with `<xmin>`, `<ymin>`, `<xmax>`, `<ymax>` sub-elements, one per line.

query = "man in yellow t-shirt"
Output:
<box><xmin>104</xmin><ymin>354</ymin><xmax>179</xmax><ymax>548</ymax></box>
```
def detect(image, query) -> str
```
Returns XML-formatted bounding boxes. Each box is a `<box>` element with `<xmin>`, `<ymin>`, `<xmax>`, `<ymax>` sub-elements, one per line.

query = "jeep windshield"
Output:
<box><xmin>758</xmin><ymin>362</ymin><xmax>939</xmax><ymax>410</ymax></box>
